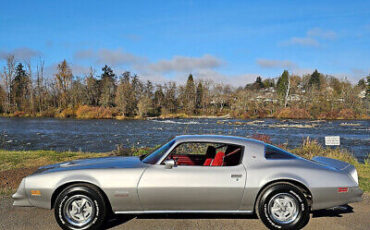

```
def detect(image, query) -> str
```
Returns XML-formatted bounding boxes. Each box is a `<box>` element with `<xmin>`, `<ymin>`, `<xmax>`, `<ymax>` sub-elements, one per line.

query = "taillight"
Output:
<box><xmin>338</xmin><ymin>187</ymin><xmax>348</xmax><ymax>193</ymax></box>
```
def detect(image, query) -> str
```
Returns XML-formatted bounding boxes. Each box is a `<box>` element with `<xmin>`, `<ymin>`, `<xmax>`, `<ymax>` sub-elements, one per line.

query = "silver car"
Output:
<box><xmin>13</xmin><ymin>135</ymin><xmax>363</xmax><ymax>230</ymax></box>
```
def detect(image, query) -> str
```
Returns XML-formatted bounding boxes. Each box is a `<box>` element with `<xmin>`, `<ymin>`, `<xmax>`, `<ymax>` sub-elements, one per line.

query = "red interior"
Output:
<box><xmin>167</xmin><ymin>145</ymin><xmax>242</xmax><ymax>167</ymax></box>
<box><xmin>211</xmin><ymin>151</ymin><xmax>225</xmax><ymax>166</ymax></box>
<box><xmin>172</xmin><ymin>154</ymin><xmax>205</xmax><ymax>166</ymax></box>
<box><xmin>203</xmin><ymin>158</ymin><xmax>213</xmax><ymax>166</ymax></box>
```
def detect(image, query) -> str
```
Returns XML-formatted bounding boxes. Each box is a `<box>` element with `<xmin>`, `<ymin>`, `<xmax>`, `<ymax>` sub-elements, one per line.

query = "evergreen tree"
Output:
<box><xmin>277</xmin><ymin>70</ymin><xmax>289</xmax><ymax>97</ymax></box>
<box><xmin>184</xmin><ymin>74</ymin><xmax>196</xmax><ymax>114</ymax></box>
<box><xmin>255</xmin><ymin>76</ymin><xmax>264</xmax><ymax>89</ymax></box>
<box><xmin>11</xmin><ymin>63</ymin><xmax>30</xmax><ymax>111</ymax></box>
<box><xmin>196</xmin><ymin>81</ymin><xmax>203</xmax><ymax>110</ymax></box>
<box><xmin>99</xmin><ymin>65</ymin><xmax>116</xmax><ymax>107</ymax></box>
<box><xmin>308</xmin><ymin>69</ymin><xmax>321</xmax><ymax>88</ymax></box>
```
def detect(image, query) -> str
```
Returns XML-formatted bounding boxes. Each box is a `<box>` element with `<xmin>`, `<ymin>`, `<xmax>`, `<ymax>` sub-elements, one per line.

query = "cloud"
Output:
<box><xmin>283</xmin><ymin>37</ymin><xmax>320</xmax><ymax>47</ymax></box>
<box><xmin>197</xmin><ymin>69</ymin><xmax>258</xmax><ymax>86</ymax></box>
<box><xmin>123</xmin><ymin>34</ymin><xmax>142</xmax><ymax>42</ymax></box>
<box><xmin>257</xmin><ymin>59</ymin><xmax>298</xmax><ymax>69</ymax></box>
<box><xmin>281</xmin><ymin>28</ymin><xmax>336</xmax><ymax>47</ymax></box>
<box><xmin>74</xmin><ymin>48</ymin><xmax>146</xmax><ymax>66</ymax></box>
<box><xmin>307</xmin><ymin>28</ymin><xmax>336</xmax><ymax>39</ymax></box>
<box><xmin>148</xmin><ymin>55</ymin><xmax>223</xmax><ymax>73</ymax></box>
<box><xmin>0</xmin><ymin>47</ymin><xmax>41</xmax><ymax>60</ymax></box>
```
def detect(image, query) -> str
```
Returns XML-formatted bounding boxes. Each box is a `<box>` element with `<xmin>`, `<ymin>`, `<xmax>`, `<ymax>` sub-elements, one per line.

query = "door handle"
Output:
<box><xmin>231</xmin><ymin>174</ymin><xmax>242</xmax><ymax>178</ymax></box>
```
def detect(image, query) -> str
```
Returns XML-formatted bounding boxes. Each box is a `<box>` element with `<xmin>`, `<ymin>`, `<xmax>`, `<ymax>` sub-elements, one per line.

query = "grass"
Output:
<box><xmin>0</xmin><ymin>149</ymin><xmax>110</xmax><ymax>171</ymax></box>
<box><xmin>0</xmin><ymin>140</ymin><xmax>369</xmax><ymax>195</ymax></box>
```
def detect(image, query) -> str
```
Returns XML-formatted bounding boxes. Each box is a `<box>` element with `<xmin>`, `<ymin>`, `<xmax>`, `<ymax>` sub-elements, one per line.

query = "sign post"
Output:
<box><xmin>325</xmin><ymin>136</ymin><xmax>340</xmax><ymax>146</ymax></box>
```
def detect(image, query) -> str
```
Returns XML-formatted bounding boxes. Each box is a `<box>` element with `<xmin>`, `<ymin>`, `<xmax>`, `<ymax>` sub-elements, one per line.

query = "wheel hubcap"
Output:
<box><xmin>63</xmin><ymin>195</ymin><xmax>95</xmax><ymax>227</ymax></box>
<box><xmin>268</xmin><ymin>193</ymin><xmax>299</xmax><ymax>224</ymax></box>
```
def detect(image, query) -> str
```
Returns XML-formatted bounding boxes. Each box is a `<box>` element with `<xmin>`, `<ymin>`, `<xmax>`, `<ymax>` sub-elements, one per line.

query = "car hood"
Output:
<box><xmin>32</xmin><ymin>156</ymin><xmax>147</xmax><ymax>175</ymax></box>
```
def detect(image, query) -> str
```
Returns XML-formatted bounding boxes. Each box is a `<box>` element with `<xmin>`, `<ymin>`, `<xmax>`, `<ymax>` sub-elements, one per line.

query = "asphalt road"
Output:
<box><xmin>0</xmin><ymin>194</ymin><xmax>369</xmax><ymax>230</ymax></box>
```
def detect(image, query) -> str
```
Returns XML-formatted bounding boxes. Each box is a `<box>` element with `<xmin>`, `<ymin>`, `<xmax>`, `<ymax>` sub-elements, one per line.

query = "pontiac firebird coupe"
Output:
<box><xmin>13</xmin><ymin>135</ymin><xmax>363</xmax><ymax>230</ymax></box>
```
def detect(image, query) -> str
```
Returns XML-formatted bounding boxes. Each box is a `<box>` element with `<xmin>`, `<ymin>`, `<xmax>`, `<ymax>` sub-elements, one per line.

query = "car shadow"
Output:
<box><xmin>103</xmin><ymin>206</ymin><xmax>354</xmax><ymax>229</ymax></box>
<box><xmin>312</xmin><ymin>205</ymin><xmax>354</xmax><ymax>218</ymax></box>
<box><xmin>103</xmin><ymin>213</ymin><xmax>258</xmax><ymax>229</ymax></box>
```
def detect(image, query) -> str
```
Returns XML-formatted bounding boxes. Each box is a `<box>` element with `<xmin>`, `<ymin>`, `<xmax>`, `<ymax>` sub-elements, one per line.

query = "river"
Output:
<box><xmin>0</xmin><ymin>117</ymin><xmax>368</xmax><ymax>161</ymax></box>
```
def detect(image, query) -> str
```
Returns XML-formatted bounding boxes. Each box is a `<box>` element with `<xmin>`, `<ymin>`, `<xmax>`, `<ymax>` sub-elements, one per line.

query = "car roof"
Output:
<box><xmin>174</xmin><ymin>134</ymin><xmax>265</xmax><ymax>146</ymax></box>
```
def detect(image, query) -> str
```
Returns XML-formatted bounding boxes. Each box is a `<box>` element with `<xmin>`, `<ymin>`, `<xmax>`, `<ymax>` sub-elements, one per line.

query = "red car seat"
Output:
<box><xmin>211</xmin><ymin>151</ymin><xmax>225</xmax><ymax>166</ymax></box>
<box><xmin>203</xmin><ymin>146</ymin><xmax>216</xmax><ymax>166</ymax></box>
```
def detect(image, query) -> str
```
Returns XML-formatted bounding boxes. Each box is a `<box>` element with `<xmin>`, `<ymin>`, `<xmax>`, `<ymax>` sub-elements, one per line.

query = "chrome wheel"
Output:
<box><xmin>267</xmin><ymin>193</ymin><xmax>299</xmax><ymax>224</ymax></box>
<box><xmin>63</xmin><ymin>195</ymin><xmax>95</xmax><ymax>227</ymax></box>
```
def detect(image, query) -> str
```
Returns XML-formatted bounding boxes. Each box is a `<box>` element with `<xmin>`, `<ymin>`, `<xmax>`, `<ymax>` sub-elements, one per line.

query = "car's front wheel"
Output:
<box><xmin>256</xmin><ymin>183</ymin><xmax>310</xmax><ymax>230</ymax></box>
<box><xmin>54</xmin><ymin>183</ymin><xmax>108</xmax><ymax>230</ymax></box>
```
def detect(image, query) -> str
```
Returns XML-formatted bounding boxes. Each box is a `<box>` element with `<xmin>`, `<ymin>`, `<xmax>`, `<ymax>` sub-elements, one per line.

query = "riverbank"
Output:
<box><xmin>0</xmin><ymin>141</ymin><xmax>369</xmax><ymax>195</ymax></box>
<box><xmin>1</xmin><ymin>106</ymin><xmax>369</xmax><ymax>120</ymax></box>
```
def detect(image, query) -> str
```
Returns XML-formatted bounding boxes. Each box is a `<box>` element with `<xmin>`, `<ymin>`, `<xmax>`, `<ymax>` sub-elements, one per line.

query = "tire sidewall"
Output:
<box><xmin>55</xmin><ymin>185</ymin><xmax>106</xmax><ymax>230</ymax></box>
<box><xmin>258</xmin><ymin>184</ymin><xmax>309</xmax><ymax>230</ymax></box>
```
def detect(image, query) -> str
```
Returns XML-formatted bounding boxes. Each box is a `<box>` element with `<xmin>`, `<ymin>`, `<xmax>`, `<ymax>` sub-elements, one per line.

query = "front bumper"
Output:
<box><xmin>12</xmin><ymin>178</ymin><xmax>32</xmax><ymax>207</ymax></box>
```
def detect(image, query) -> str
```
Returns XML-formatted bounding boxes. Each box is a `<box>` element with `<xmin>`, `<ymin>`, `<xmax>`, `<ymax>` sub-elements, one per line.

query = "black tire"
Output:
<box><xmin>54</xmin><ymin>183</ymin><xmax>108</xmax><ymax>230</ymax></box>
<box><xmin>256</xmin><ymin>184</ymin><xmax>310</xmax><ymax>230</ymax></box>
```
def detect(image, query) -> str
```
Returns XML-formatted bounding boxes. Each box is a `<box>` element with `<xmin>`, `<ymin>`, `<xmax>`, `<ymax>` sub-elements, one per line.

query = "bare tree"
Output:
<box><xmin>0</xmin><ymin>55</ymin><xmax>16</xmax><ymax>112</ymax></box>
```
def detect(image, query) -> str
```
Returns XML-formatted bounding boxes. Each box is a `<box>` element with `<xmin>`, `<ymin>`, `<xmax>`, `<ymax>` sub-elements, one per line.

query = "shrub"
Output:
<box><xmin>337</xmin><ymin>108</ymin><xmax>356</xmax><ymax>119</ymax></box>
<box><xmin>276</xmin><ymin>108</ymin><xmax>310</xmax><ymax>119</ymax></box>
<box><xmin>56</xmin><ymin>108</ymin><xmax>75</xmax><ymax>118</ymax></box>
<box><xmin>12</xmin><ymin>111</ymin><xmax>25</xmax><ymax>117</ymax></box>
<box><xmin>76</xmin><ymin>105</ymin><xmax>113</xmax><ymax>119</ymax></box>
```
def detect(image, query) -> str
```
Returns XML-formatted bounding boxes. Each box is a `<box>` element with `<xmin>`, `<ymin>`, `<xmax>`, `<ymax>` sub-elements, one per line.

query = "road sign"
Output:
<box><xmin>325</xmin><ymin>136</ymin><xmax>340</xmax><ymax>146</ymax></box>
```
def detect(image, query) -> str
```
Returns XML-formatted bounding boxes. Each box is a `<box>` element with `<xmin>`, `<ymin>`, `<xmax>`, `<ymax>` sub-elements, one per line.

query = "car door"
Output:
<box><xmin>137</xmin><ymin>157</ymin><xmax>247</xmax><ymax>211</ymax></box>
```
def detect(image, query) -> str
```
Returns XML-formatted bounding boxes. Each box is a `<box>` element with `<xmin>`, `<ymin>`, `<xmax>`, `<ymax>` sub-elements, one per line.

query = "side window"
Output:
<box><xmin>164</xmin><ymin>142</ymin><xmax>243</xmax><ymax>167</ymax></box>
<box><xmin>171</xmin><ymin>142</ymin><xmax>210</xmax><ymax>156</ymax></box>
<box><xmin>265</xmin><ymin>144</ymin><xmax>296</xmax><ymax>159</ymax></box>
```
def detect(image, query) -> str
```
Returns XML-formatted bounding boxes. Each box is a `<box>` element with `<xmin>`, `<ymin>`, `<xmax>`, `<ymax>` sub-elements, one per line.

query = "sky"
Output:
<box><xmin>0</xmin><ymin>0</ymin><xmax>369</xmax><ymax>86</ymax></box>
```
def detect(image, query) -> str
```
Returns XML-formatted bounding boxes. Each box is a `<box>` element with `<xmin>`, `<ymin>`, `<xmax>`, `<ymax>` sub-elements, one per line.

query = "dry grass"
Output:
<box><xmin>0</xmin><ymin>149</ymin><xmax>110</xmax><ymax>171</ymax></box>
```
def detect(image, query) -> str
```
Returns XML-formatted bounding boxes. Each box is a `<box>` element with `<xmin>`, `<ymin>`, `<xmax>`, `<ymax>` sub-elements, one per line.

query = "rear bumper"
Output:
<box><xmin>312</xmin><ymin>186</ymin><xmax>363</xmax><ymax>210</ymax></box>
<box><xmin>12</xmin><ymin>178</ymin><xmax>33</xmax><ymax>207</ymax></box>
<box><xmin>347</xmin><ymin>186</ymin><xmax>363</xmax><ymax>203</ymax></box>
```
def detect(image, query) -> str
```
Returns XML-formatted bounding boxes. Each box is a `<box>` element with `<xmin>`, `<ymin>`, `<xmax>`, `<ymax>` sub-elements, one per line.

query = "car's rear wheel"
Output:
<box><xmin>256</xmin><ymin>184</ymin><xmax>310</xmax><ymax>230</ymax></box>
<box><xmin>54</xmin><ymin>184</ymin><xmax>107</xmax><ymax>230</ymax></box>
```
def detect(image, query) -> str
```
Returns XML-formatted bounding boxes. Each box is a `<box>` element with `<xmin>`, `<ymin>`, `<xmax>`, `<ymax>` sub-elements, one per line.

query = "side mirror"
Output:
<box><xmin>164</xmin><ymin>159</ymin><xmax>175</xmax><ymax>169</ymax></box>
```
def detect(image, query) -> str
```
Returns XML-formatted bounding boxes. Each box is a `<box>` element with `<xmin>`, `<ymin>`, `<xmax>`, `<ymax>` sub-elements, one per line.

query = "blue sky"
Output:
<box><xmin>0</xmin><ymin>0</ymin><xmax>369</xmax><ymax>85</ymax></box>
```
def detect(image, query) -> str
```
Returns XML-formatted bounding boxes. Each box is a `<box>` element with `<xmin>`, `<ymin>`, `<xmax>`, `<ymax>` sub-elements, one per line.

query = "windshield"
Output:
<box><xmin>142</xmin><ymin>140</ymin><xmax>175</xmax><ymax>164</ymax></box>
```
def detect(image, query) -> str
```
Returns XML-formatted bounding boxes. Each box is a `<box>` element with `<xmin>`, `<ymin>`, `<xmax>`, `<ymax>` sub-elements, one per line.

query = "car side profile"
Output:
<box><xmin>13</xmin><ymin>135</ymin><xmax>363</xmax><ymax>230</ymax></box>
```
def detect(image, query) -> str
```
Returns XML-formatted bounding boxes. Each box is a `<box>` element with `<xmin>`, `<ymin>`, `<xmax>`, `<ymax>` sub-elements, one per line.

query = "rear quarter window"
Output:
<box><xmin>265</xmin><ymin>144</ymin><xmax>296</xmax><ymax>159</ymax></box>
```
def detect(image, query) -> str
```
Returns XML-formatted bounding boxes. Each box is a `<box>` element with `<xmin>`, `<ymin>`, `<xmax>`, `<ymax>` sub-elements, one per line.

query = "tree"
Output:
<box><xmin>34</xmin><ymin>59</ymin><xmax>46</xmax><ymax>112</ymax></box>
<box><xmin>196</xmin><ymin>81</ymin><xmax>203</xmax><ymax>111</ymax></box>
<box><xmin>163</xmin><ymin>82</ymin><xmax>177</xmax><ymax>114</ymax></box>
<box><xmin>137</xmin><ymin>96</ymin><xmax>152</xmax><ymax>117</ymax></box>
<box><xmin>183</xmin><ymin>74</ymin><xmax>196</xmax><ymax>114</ymax></box>
<box><xmin>153</xmin><ymin>84</ymin><xmax>165</xmax><ymax>115</ymax></box>
<box><xmin>55</xmin><ymin>60</ymin><xmax>73</xmax><ymax>108</ymax></box>
<box><xmin>0</xmin><ymin>85</ymin><xmax>6</xmax><ymax>113</ymax></box>
<box><xmin>85</xmin><ymin>68</ymin><xmax>100</xmax><ymax>106</ymax></box>
<box><xmin>99</xmin><ymin>65</ymin><xmax>116</xmax><ymax>107</ymax></box>
<box><xmin>276</xmin><ymin>70</ymin><xmax>290</xmax><ymax>107</ymax></box>
<box><xmin>0</xmin><ymin>55</ymin><xmax>16</xmax><ymax>112</ymax></box>
<box><xmin>308</xmin><ymin>69</ymin><xmax>321</xmax><ymax>88</ymax></box>
<box><xmin>115</xmin><ymin>72</ymin><xmax>136</xmax><ymax>116</ymax></box>
<box><xmin>255</xmin><ymin>76</ymin><xmax>264</xmax><ymax>89</ymax></box>
<box><xmin>11</xmin><ymin>63</ymin><xmax>31</xmax><ymax>111</ymax></box>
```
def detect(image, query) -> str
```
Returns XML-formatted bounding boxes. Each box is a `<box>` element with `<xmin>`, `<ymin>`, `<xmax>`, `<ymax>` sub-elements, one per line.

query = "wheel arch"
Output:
<box><xmin>51</xmin><ymin>181</ymin><xmax>113</xmax><ymax>213</ymax></box>
<box><xmin>254</xmin><ymin>179</ymin><xmax>313</xmax><ymax>213</ymax></box>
